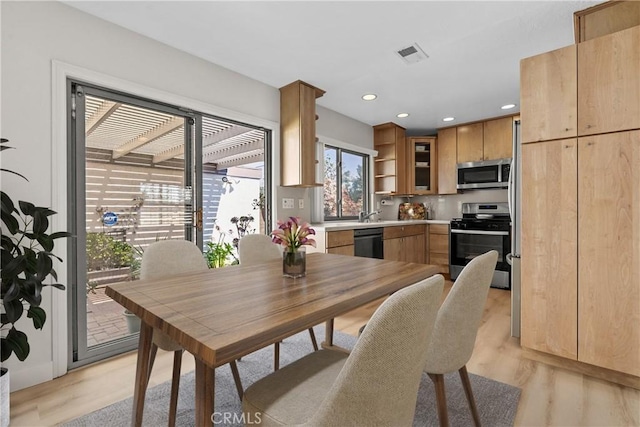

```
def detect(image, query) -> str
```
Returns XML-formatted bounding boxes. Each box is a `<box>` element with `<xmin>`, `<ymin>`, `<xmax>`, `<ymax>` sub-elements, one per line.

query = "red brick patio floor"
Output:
<box><xmin>86</xmin><ymin>286</ymin><xmax>134</xmax><ymax>347</ymax></box>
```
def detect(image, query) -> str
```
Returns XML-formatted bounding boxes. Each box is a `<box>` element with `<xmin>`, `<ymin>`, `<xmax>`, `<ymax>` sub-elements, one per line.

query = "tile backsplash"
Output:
<box><xmin>375</xmin><ymin>189</ymin><xmax>508</xmax><ymax>221</ymax></box>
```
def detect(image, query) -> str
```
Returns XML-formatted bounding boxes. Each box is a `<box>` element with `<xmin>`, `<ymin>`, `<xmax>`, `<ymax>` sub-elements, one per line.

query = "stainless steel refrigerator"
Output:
<box><xmin>507</xmin><ymin>119</ymin><xmax>521</xmax><ymax>338</ymax></box>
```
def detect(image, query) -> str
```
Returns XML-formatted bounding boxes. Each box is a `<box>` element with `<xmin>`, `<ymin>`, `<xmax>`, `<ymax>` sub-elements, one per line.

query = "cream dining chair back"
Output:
<box><xmin>238</xmin><ymin>234</ymin><xmax>319</xmax><ymax>370</ymax></box>
<box><xmin>242</xmin><ymin>274</ymin><xmax>445</xmax><ymax>427</ymax></box>
<box><xmin>139</xmin><ymin>240</ymin><xmax>244</xmax><ymax>426</ymax></box>
<box><xmin>237</xmin><ymin>233</ymin><xmax>281</xmax><ymax>264</ymax></box>
<box><xmin>423</xmin><ymin>249</ymin><xmax>498</xmax><ymax>427</ymax></box>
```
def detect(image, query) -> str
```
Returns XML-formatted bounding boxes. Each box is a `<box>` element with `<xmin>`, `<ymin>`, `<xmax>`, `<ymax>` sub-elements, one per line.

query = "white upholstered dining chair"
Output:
<box><xmin>242</xmin><ymin>274</ymin><xmax>445</xmax><ymax>427</ymax></box>
<box><xmin>139</xmin><ymin>240</ymin><xmax>244</xmax><ymax>426</ymax></box>
<box><xmin>423</xmin><ymin>249</ymin><xmax>498</xmax><ymax>427</ymax></box>
<box><xmin>238</xmin><ymin>234</ymin><xmax>319</xmax><ymax>370</ymax></box>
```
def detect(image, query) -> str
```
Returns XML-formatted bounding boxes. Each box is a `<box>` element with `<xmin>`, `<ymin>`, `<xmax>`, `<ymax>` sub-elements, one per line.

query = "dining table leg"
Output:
<box><xmin>132</xmin><ymin>321</ymin><xmax>153</xmax><ymax>427</ymax></box>
<box><xmin>324</xmin><ymin>318</ymin><xmax>334</xmax><ymax>347</ymax></box>
<box><xmin>195</xmin><ymin>358</ymin><xmax>215</xmax><ymax>427</ymax></box>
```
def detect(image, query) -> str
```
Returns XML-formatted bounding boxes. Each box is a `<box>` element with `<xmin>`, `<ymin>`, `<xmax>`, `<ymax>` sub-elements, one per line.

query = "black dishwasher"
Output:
<box><xmin>353</xmin><ymin>228</ymin><xmax>384</xmax><ymax>259</ymax></box>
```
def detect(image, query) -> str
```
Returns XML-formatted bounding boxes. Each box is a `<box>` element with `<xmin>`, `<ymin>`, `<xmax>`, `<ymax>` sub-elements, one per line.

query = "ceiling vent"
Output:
<box><xmin>395</xmin><ymin>43</ymin><xmax>428</xmax><ymax>65</ymax></box>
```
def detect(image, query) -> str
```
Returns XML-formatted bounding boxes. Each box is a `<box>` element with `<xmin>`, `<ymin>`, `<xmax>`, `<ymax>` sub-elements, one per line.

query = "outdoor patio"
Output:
<box><xmin>87</xmin><ymin>286</ymin><xmax>132</xmax><ymax>347</ymax></box>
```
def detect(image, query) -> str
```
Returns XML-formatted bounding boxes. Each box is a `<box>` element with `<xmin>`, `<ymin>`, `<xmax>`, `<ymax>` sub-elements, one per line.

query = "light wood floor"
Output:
<box><xmin>10</xmin><ymin>283</ymin><xmax>640</xmax><ymax>426</ymax></box>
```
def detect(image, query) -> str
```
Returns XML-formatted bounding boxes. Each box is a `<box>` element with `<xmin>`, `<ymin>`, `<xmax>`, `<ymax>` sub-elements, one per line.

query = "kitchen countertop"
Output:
<box><xmin>313</xmin><ymin>219</ymin><xmax>450</xmax><ymax>232</ymax></box>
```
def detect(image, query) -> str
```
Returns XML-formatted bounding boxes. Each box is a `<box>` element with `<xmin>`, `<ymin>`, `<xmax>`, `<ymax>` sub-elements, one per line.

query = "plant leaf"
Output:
<box><xmin>47</xmin><ymin>283</ymin><xmax>66</xmax><ymax>290</ymax></box>
<box><xmin>1</xmin><ymin>235</ymin><xmax>16</xmax><ymax>252</ymax></box>
<box><xmin>0</xmin><ymin>191</ymin><xmax>16</xmax><ymax>214</ymax></box>
<box><xmin>36</xmin><ymin>251</ymin><xmax>53</xmax><ymax>281</ymax></box>
<box><xmin>1</xmin><ymin>279</ymin><xmax>20</xmax><ymax>302</ymax></box>
<box><xmin>0</xmin><ymin>338</ymin><xmax>12</xmax><ymax>363</ymax></box>
<box><xmin>18</xmin><ymin>201</ymin><xmax>35</xmax><ymax>216</ymax></box>
<box><xmin>0</xmin><ymin>168</ymin><xmax>28</xmax><ymax>181</ymax></box>
<box><xmin>50</xmin><ymin>231</ymin><xmax>71</xmax><ymax>240</ymax></box>
<box><xmin>5</xmin><ymin>327</ymin><xmax>30</xmax><ymax>361</ymax></box>
<box><xmin>1</xmin><ymin>254</ymin><xmax>25</xmax><ymax>282</ymax></box>
<box><xmin>33</xmin><ymin>210</ymin><xmax>49</xmax><ymax>235</ymax></box>
<box><xmin>23</xmin><ymin>247</ymin><xmax>38</xmax><ymax>274</ymax></box>
<box><xmin>37</xmin><ymin>235</ymin><xmax>54</xmax><ymax>252</ymax></box>
<box><xmin>21</xmin><ymin>275</ymin><xmax>42</xmax><ymax>307</ymax></box>
<box><xmin>27</xmin><ymin>306</ymin><xmax>46</xmax><ymax>330</ymax></box>
<box><xmin>3</xmin><ymin>298</ymin><xmax>24</xmax><ymax>324</ymax></box>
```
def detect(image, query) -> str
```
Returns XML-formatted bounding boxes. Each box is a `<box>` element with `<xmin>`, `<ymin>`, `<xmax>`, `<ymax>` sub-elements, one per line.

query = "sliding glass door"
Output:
<box><xmin>68</xmin><ymin>82</ymin><xmax>196</xmax><ymax>366</ymax></box>
<box><xmin>68</xmin><ymin>81</ymin><xmax>272</xmax><ymax>368</ymax></box>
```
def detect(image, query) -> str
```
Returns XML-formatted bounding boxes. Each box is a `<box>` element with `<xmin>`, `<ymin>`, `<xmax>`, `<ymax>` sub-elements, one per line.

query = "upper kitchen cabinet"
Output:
<box><xmin>456</xmin><ymin>122</ymin><xmax>484</xmax><ymax>163</ymax></box>
<box><xmin>578</xmin><ymin>25</ymin><xmax>640</xmax><ymax>136</ymax></box>
<box><xmin>520</xmin><ymin>44</ymin><xmax>577</xmax><ymax>143</ymax></box>
<box><xmin>574</xmin><ymin>0</ymin><xmax>640</xmax><ymax>43</ymax></box>
<box><xmin>279</xmin><ymin>80</ymin><xmax>325</xmax><ymax>187</ymax></box>
<box><xmin>373</xmin><ymin>122</ymin><xmax>407</xmax><ymax>195</ymax></box>
<box><xmin>407</xmin><ymin>136</ymin><xmax>437</xmax><ymax>195</ymax></box>
<box><xmin>483</xmin><ymin>117</ymin><xmax>513</xmax><ymax>160</ymax></box>
<box><xmin>437</xmin><ymin>127</ymin><xmax>457</xmax><ymax>195</ymax></box>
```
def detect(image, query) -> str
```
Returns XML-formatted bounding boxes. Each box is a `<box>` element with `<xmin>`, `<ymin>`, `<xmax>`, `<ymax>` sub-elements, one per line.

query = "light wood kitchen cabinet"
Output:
<box><xmin>578</xmin><ymin>25</ymin><xmax>640</xmax><ymax>136</ymax></box>
<box><xmin>373</xmin><ymin>123</ymin><xmax>407</xmax><ymax>195</ymax></box>
<box><xmin>325</xmin><ymin>230</ymin><xmax>354</xmax><ymax>256</ymax></box>
<box><xmin>577</xmin><ymin>130</ymin><xmax>640</xmax><ymax>376</ymax></box>
<box><xmin>520</xmin><ymin>133</ymin><xmax>640</xmax><ymax>377</ymax></box>
<box><xmin>456</xmin><ymin>122</ymin><xmax>484</xmax><ymax>163</ymax></box>
<box><xmin>407</xmin><ymin>136</ymin><xmax>437</xmax><ymax>195</ymax></box>
<box><xmin>521</xmin><ymin>139</ymin><xmax>578</xmax><ymax>360</ymax></box>
<box><xmin>520</xmin><ymin>44</ymin><xmax>577</xmax><ymax>144</ymax></box>
<box><xmin>428</xmin><ymin>224</ymin><xmax>449</xmax><ymax>274</ymax></box>
<box><xmin>519</xmin><ymin>20</ymin><xmax>640</xmax><ymax>380</ymax></box>
<box><xmin>437</xmin><ymin>127</ymin><xmax>457</xmax><ymax>195</ymax></box>
<box><xmin>383</xmin><ymin>224</ymin><xmax>426</xmax><ymax>263</ymax></box>
<box><xmin>574</xmin><ymin>0</ymin><xmax>640</xmax><ymax>43</ymax></box>
<box><xmin>482</xmin><ymin>116</ymin><xmax>513</xmax><ymax>160</ymax></box>
<box><xmin>279</xmin><ymin>80</ymin><xmax>325</xmax><ymax>187</ymax></box>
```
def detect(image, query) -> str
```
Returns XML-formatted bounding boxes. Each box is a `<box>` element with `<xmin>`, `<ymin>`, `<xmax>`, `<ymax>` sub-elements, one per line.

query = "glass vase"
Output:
<box><xmin>283</xmin><ymin>248</ymin><xmax>306</xmax><ymax>278</ymax></box>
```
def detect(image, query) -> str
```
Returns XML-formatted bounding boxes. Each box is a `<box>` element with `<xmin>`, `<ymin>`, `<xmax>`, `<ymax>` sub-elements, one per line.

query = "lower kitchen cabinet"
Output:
<box><xmin>521</xmin><ymin>130</ymin><xmax>640</xmax><ymax>377</ymax></box>
<box><xmin>325</xmin><ymin>230</ymin><xmax>354</xmax><ymax>256</ymax></box>
<box><xmin>383</xmin><ymin>225</ymin><xmax>426</xmax><ymax>263</ymax></box>
<box><xmin>428</xmin><ymin>224</ymin><xmax>450</xmax><ymax>274</ymax></box>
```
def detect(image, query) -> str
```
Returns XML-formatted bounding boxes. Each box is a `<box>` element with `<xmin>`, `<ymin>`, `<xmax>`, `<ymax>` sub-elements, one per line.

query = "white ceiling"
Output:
<box><xmin>65</xmin><ymin>0</ymin><xmax>601</xmax><ymax>135</ymax></box>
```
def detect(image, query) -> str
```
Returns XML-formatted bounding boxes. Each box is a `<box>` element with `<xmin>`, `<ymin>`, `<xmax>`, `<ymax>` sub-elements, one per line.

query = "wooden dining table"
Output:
<box><xmin>106</xmin><ymin>252</ymin><xmax>440</xmax><ymax>427</ymax></box>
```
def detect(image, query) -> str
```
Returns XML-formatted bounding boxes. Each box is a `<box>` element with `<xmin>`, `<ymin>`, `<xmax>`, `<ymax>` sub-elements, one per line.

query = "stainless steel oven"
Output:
<box><xmin>449</xmin><ymin>203</ymin><xmax>511</xmax><ymax>289</ymax></box>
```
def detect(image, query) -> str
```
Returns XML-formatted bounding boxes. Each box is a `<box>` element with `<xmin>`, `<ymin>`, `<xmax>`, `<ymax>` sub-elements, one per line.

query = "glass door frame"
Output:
<box><xmin>67</xmin><ymin>80</ymin><xmax>196</xmax><ymax>368</ymax></box>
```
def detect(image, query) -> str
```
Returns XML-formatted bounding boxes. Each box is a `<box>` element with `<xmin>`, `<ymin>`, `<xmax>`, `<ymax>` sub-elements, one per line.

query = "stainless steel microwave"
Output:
<box><xmin>457</xmin><ymin>158</ymin><xmax>511</xmax><ymax>190</ymax></box>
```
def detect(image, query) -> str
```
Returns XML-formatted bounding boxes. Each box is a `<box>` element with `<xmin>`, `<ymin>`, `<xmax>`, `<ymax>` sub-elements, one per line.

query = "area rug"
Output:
<box><xmin>64</xmin><ymin>327</ymin><xmax>520</xmax><ymax>426</ymax></box>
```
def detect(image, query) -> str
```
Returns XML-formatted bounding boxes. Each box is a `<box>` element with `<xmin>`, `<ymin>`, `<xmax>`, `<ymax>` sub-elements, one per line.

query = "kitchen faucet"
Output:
<box><xmin>358</xmin><ymin>210</ymin><xmax>380</xmax><ymax>223</ymax></box>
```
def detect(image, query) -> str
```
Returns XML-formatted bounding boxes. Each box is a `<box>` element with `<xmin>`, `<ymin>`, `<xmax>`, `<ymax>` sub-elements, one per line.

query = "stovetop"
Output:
<box><xmin>451</xmin><ymin>202</ymin><xmax>511</xmax><ymax>231</ymax></box>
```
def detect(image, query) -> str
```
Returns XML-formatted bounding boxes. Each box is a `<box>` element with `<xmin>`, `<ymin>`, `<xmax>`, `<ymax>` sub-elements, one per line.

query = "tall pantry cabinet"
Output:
<box><xmin>520</xmin><ymin>25</ymin><xmax>640</xmax><ymax>377</ymax></box>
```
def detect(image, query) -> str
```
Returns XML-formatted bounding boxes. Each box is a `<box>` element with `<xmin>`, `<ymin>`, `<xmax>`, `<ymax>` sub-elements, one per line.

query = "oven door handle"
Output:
<box><xmin>451</xmin><ymin>229</ymin><xmax>509</xmax><ymax>236</ymax></box>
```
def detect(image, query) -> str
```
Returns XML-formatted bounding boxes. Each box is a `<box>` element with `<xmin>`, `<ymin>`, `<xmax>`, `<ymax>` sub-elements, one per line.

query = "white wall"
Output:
<box><xmin>0</xmin><ymin>1</ymin><xmax>372</xmax><ymax>390</ymax></box>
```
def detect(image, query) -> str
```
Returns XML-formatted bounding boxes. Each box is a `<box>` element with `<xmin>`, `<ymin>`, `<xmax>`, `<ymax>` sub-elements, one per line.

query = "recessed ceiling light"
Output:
<box><xmin>396</xmin><ymin>113</ymin><xmax>409</xmax><ymax>118</ymax></box>
<box><xmin>501</xmin><ymin>104</ymin><xmax>516</xmax><ymax>110</ymax></box>
<box><xmin>443</xmin><ymin>117</ymin><xmax>455</xmax><ymax>122</ymax></box>
<box><xmin>362</xmin><ymin>94</ymin><xmax>377</xmax><ymax>101</ymax></box>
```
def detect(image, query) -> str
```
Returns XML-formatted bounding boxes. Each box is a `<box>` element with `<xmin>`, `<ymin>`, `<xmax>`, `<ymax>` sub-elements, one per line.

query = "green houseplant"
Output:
<box><xmin>1</xmin><ymin>138</ymin><xmax>70</xmax><ymax>362</ymax></box>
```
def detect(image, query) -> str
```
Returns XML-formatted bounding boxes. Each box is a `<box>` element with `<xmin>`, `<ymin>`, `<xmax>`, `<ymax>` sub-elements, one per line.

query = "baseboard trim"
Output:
<box><xmin>522</xmin><ymin>347</ymin><xmax>640</xmax><ymax>390</ymax></box>
<box><xmin>8</xmin><ymin>361</ymin><xmax>53</xmax><ymax>392</ymax></box>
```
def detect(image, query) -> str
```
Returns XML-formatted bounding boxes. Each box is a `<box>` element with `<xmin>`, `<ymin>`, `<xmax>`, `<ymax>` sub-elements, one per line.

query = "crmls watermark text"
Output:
<box><xmin>211</xmin><ymin>412</ymin><xmax>262</xmax><ymax>425</ymax></box>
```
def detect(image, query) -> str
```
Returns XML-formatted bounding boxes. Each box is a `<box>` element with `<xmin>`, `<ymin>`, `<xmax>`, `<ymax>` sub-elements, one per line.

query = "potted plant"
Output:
<box><xmin>271</xmin><ymin>217</ymin><xmax>316</xmax><ymax>278</ymax></box>
<box><xmin>0</xmin><ymin>138</ymin><xmax>69</xmax><ymax>426</ymax></box>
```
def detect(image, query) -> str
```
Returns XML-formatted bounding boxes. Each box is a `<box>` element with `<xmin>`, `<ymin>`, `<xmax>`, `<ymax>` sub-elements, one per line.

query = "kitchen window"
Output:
<box><xmin>324</xmin><ymin>146</ymin><xmax>369</xmax><ymax>220</ymax></box>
